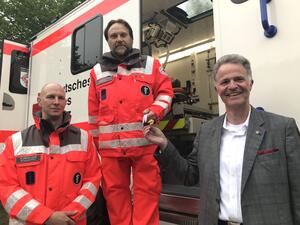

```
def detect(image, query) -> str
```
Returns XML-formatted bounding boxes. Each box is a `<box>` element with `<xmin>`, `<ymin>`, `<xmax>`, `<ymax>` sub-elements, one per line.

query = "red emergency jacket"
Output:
<box><xmin>0</xmin><ymin>112</ymin><xmax>101</xmax><ymax>225</ymax></box>
<box><xmin>88</xmin><ymin>49</ymin><xmax>173</xmax><ymax>157</ymax></box>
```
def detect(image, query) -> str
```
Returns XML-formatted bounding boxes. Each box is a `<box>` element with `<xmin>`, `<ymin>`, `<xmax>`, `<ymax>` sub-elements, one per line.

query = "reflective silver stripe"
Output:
<box><xmin>9</xmin><ymin>218</ymin><xmax>25</xmax><ymax>225</ymax></box>
<box><xmin>17</xmin><ymin>199</ymin><xmax>39</xmax><ymax>221</ymax></box>
<box><xmin>50</xmin><ymin>144</ymin><xmax>87</xmax><ymax>154</ymax></box>
<box><xmin>93</xmin><ymin>63</ymin><xmax>101</xmax><ymax>78</ymax></box>
<box><xmin>156</xmin><ymin>95</ymin><xmax>172</xmax><ymax>104</ymax></box>
<box><xmin>97</xmin><ymin>71</ymin><xmax>116</xmax><ymax>81</ymax></box>
<box><xmin>96</xmin><ymin>75</ymin><xmax>113</xmax><ymax>85</ymax></box>
<box><xmin>81</xmin><ymin>182</ymin><xmax>97</xmax><ymax>197</ymax></box>
<box><xmin>88</xmin><ymin>116</ymin><xmax>98</xmax><ymax>124</ymax></box>
<box><xmin>14</xmin><ymin>146</ymin><xmax>48</xmax><ymax>156</ymax></box>
<box><xmin>80</xmin><ymin>129</ymin><xmax>88</xmax><ymax>151</ymax></box>
<box><xmin>153</xmin><ymin>101</ymin><xmax>169</xmax><ymax>116</ymax></box>
<box><xmin>5</xmin><ymin>189</ymin><xmax>28</xmax><ymax>213</ymax></box>
<box><xmin>99</xmin><ymin>138</ymin><xmax>151</xmax><ymax>148</ymax></box>
<box><xmin>89</xmin><ymin>129</ymin><xmax>99</xmax><ymax>137</ymax></box>
<box><xmin>74</xmin><ymin>195</ymin><xmax>92</xmax><ymax>210</ymax></box>
<box><xmin>14</xmin><ymin>144</ymin><xmax>88</xmax><ymax>156</ymax></box>
<box><xmin>144</xmin><ymin>56</ymin><xmax>154</xmax><ymax>74</ymax></box>
<box><xmin>99</xmin><ymin>122</ymin><xmax>143</xmax><ymax>134</ymax></box>
<box><xmin>0</xmin><ymin>143</ymin><xmax>5</xmax><ymax>154</ymax></box>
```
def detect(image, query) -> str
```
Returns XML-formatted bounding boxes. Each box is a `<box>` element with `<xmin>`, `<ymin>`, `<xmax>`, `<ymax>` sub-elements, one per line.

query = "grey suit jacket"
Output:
<box><xmin>157</xmin><ymin>107</ymin><xmax>300</xmax><ymax>225</ymax></box>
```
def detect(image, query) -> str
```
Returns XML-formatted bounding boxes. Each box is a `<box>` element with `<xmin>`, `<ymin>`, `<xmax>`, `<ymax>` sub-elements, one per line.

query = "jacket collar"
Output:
<box><xmin>33</xmin><ymin>111</ymin><xmax>71</xmax><ymax>133</ymax></box>
<box><xmin>102</xmin><ymin>48</ymin><xmax>141</xmax><ymax>66</ymax></box>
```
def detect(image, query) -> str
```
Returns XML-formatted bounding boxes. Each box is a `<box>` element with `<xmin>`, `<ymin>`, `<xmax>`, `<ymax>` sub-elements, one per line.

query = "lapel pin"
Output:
<box><xmin>255</xmin><ymin>130</ymin><xmax>261</xmax><ymax>135</ymax></box>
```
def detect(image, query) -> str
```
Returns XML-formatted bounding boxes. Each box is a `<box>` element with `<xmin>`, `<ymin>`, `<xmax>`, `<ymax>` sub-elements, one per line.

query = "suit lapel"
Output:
<box><xmin>241</xmin><ymin>108</ymin><xmax>265</xmax><ymax>193</ymax></box>
<box><xmin>211</xmin><ymin>115</ymin><xmax>224</xmax><ymax>195</ymax></box>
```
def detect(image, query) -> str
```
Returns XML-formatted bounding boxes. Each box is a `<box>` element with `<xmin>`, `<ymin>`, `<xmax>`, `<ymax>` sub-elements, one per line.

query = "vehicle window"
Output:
<box><xmin>167</xmin><ymin>0</ymin><xmax>213</xmax><ymax>24</ymax></box>
<box><xmin>71</xmin><ymin>15</ymin><xmax>103</xmax><ymax>74</ymax></box>
<box><xmin>9</xmin><ymin>50</ymin><xmax>29</xmax><ymax>94</ymax></box>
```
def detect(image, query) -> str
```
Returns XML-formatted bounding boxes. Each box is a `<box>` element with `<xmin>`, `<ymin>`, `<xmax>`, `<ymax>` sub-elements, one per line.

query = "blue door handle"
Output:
<box><xmin>260</xmin><ymin>0</ymin><xmax>277</xmax><ymax>38</ymax></box>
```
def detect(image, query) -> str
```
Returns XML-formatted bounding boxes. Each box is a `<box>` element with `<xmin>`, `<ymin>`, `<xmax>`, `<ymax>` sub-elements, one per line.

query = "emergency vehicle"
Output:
<box><xmin>1</xmin><ymin>0</ymin><xmax>299</xmax><ymax>224</ymax></box>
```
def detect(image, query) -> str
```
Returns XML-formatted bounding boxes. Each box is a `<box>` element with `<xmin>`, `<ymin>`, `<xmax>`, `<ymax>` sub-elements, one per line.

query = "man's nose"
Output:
<box><xmin>116</xmin><ymin>35</ymin><xmax>123</xmax><ymax>42</ymax></box>
<box><xmin>53</xmin><ymin>97</ymin><xmax>59</xmax><ymax>104</ymax></box>
<box><xmin>228</xmin><ymin>80</ymin><xmax>238</xmax><ymax>89</ymax></box>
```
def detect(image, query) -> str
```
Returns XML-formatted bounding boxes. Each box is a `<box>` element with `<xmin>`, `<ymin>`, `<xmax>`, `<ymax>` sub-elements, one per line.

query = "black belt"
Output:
<box><xmin>218</xmin><ymin>219</ymin><xmax>243</xmax><ymax>225</ymax></box>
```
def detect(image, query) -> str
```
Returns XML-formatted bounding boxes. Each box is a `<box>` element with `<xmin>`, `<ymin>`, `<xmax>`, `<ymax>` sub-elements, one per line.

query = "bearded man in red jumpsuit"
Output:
<box><xmin>88</xmin><ymin>19</ymin><xmax>173</xmax><ymax>225</ymax></box>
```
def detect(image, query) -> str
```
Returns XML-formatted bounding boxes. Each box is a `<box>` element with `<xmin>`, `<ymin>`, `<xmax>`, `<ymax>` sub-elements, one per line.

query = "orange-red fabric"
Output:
<box><xmin>101</xmin><ymin>154</ymin><xmax>161</xmax><ymax>225</ymax></box>
<box><xmin>0</xmin><ymin>115</ymin><xmax>101</xmax><ymax>225</ymax></box>
<box><xmin>88</xmin><ymin>51</ymin><xmax>172</xmax><ymax>225</ymax></box>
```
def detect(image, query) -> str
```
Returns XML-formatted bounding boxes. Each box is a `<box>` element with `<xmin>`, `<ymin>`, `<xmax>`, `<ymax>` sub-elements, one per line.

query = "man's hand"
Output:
<box><xmin>143</xmin><ymin>125</ymin><xmax>168</xmax><ymax>150</ymax></box>
<box><xmin>45</xmin><ymin>211</ymin><xmax>77</xmax><ymax>225</ymax></box>
<box><xmin>143</xmin><ymin>109</ymin><xmax>156</xmax><ymax>125</ymax></box>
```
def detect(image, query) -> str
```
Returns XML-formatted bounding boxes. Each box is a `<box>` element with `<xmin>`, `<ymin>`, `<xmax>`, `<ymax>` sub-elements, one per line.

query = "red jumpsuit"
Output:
<box><xmin>88</xmin><ymin>49</ymin><xmax>173</xmax><ymax>225</ymax></box>
<box><xmin>0</xmin><ymin>112</ymin><xmax>101</xmax><ymax>225</ymax></box>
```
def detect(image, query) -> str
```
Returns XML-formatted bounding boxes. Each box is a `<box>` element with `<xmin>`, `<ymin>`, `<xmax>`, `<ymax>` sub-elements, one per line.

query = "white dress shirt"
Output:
<box><xmin>218</xmin><ymin>110</ymin><xmax>250</xmax><ymax>223</ymax></box>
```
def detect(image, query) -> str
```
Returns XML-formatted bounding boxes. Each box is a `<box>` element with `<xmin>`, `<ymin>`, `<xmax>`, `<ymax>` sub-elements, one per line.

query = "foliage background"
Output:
<box><xmin>0</xmin><ymin>0</ymin><xmax>85</xmax><ymax>45</ymax></box>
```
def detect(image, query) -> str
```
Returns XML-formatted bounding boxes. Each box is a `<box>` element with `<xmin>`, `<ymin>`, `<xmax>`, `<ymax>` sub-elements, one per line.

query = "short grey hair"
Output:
<box><xmin>212</xmin><ymin>54</ymin><xmax>252</xmax><ymax>81</ymax></box>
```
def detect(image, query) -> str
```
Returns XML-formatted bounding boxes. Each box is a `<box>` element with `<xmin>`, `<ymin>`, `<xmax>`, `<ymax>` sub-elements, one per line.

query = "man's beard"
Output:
<box><xmin>112</xmin><ymin>45</ymin><xmax>132</xmax><ymax>59</ymax></box>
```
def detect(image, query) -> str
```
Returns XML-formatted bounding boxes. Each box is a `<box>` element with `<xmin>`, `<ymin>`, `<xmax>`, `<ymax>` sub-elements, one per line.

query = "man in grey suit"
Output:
<box><xmin>144</xmin><ymin>54</ymin><xmax>300</xmax><ymax>225</ymax></box>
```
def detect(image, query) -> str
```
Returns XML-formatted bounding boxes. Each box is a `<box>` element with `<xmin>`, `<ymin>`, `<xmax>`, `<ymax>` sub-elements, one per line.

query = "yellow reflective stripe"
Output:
<box><xmin>17</xmin><ymin>199</ymin><xmax>40</xmax><ymax>221</ymax></box>
<box><xmin>173</xmin><ymin>118</ymin><xmax>186</xmax><ymax>129</ymax></box>
<box><xmin>99</xmin><ymin>122</ymin><xmax>143</xmax><ymax>134</ymax></box>
<box><xmin>74</xmin><ymin>195</ymin><xmax>92</xmax><ymax>210</ymax></box>
<box><xmin>99</xmin><ymin>138</ymin><xmax>151</xmax><ymax>149</ymax></box>
<box><xmin>88</xmin><ymin>116</ymin><xmax>98</xmax><ymax>124</ymax></box>
<box><xmin>156</xmin><ymin>95</ymin><xmax>172</xmax><ymax>104</ymax></box>
<box><xmin>81</xmin><ymin>182</ymin><xmax>97</xmax><ymax>197</ymax></box>
<box><xmin>5</xmin><ymin>189</ymin><xmax>28</xmax><ymax>213</ymax></box>
<box><xmin>157</xmin><ymin>120</ymin><xmax>169</xmax><ymax>131</ymax></box>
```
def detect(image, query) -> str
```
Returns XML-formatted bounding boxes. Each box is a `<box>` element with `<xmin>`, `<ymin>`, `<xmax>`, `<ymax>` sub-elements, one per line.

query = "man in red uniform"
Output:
<box><xmin>88</xmin><ymin>19</ymin><xmax>173</xmax><ymax>225</ymax></box>
<box><xmin>0</xmin><ymin>83</ymin><xmax>101</xmax><ymax>225</ymax></box>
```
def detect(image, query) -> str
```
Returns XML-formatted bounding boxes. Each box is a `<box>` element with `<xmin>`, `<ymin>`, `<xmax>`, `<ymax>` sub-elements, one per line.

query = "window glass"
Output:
<box><xmin>9</xmin><ymin>50</ymin><xmax>29</xmax><ymax>94</ymax></box>
<box><xmin>167</xmin><ymin>0</ymin><xmax>213</xmax><ymax>24</ymax></box>
<box><xmin>71</xmin><ymin>15</ymin><xmax>103</xmax><ymax>74</ymax></box>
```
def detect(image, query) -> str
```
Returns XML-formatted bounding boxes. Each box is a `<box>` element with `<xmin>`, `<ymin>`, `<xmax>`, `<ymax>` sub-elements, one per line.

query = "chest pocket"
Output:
<box><xmin>96</xmin><ymin>76</ymin><xmax>115</xmax><ymax>124</ymax></box>
<box><xmin>65</xmin><ymin>152</ymin><xmax>87</xmax><ymax>178</ymax></box>
<box><xmin>134</xmin><ymin>75</ymin><xmax>154</xmax><ymax>107</ymax></box>
<box><xmin>15</xmin><ymin>154</ymin><xmax>44</xmax><ymax>187</ymax></box>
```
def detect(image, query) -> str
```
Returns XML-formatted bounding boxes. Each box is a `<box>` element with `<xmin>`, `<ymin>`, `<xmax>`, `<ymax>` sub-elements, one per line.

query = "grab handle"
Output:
<box><xmin>260</xmin><ymin>0</ymin><xmax>277</xmax><ymax>38</ymax></box>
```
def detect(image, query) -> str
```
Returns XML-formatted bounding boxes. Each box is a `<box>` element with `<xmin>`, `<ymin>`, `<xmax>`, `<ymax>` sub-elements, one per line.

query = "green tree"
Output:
<box><xmin>0</xmin><ymin>0</ymin><xmax>85</xmax><ymax>44</ymax></box>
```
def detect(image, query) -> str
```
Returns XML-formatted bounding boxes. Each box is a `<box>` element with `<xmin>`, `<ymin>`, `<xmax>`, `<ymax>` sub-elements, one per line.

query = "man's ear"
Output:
<box><xmin>250</xmin><ymin>79</ymin><xmax>254</xmax><ymax>90</ymax></box>
<box><xmin>37</xmin><ymin>93</ymin><xmax>41</xmax><ymax>105</ymax></box>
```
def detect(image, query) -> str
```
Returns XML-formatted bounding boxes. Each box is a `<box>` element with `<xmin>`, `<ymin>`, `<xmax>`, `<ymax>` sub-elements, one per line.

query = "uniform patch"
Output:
<box><xmin>101</xmin><ymin>89</ymin><xmax>107</xmax><ymax>100</ymax></box>
<box><xmin>16</xmin><ymin>155</ymin><xmax>41</xmax><ymax>164</ymax></box>
<box><xmin>73</xmin><ymin>172</ymin><xmax>82</xmax><ymax>185</ymax></box>
<box><xmin>96</xmin><ymin>76</ymin><xmax>113</xmax><ymax>85</ymax></box>
<box><xmin>141</xmin><ymin>86</ymin><xmax>150</xmax><ymax>96</ymax></box>
<box><xmin>26</xmin><ymin>171</ymin><xmax>35</xmax><ymax>185</ymax></box>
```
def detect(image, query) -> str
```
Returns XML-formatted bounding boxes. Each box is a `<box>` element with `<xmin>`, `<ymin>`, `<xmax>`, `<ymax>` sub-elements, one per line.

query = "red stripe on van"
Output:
<box><xmin>32</xmin><ymin>0</ymin><xmax>129</xmax><ymax>56</ymax></box>
<box><xmin>3</xmin><ymin>43</ymin><xmax>29</xmax><ymax>55</ymax></box>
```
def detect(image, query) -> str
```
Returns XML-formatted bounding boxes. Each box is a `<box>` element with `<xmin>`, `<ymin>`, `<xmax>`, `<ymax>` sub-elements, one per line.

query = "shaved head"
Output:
<box><xmin>37</xmin><ymin>83</ymin><xmax>67</xmax><ymax>126</ymax></box>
